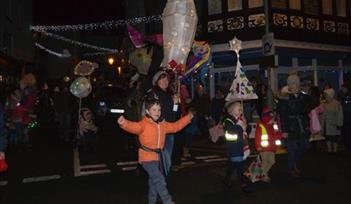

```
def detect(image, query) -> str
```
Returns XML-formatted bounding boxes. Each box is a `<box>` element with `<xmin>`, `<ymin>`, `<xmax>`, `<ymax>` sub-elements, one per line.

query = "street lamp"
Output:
<box><xmin>117</xmin><ymin>66</ymin><xmax>122</xmax><ymax>76</ymax></box>
<box><xmin>108</xmin><ymin>57</ymin><xmax>114</xmax><ymax>65</ymax></box>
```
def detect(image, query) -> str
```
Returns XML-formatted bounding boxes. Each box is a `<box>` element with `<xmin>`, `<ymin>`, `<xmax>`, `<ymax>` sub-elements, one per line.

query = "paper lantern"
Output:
<box><xmin>74</xmin><ymin>60</ymin><xmax>98</xmax><ymax>76</ymax></box>
<box><xmin>161</xmin><ymin>0</ymin><xmax>198</xmax><ymax>67</ymax></box>
<box><xmin>70</xmin><ymin>77</ymin><xmax>92</xmax><ymax>98</ymax></box>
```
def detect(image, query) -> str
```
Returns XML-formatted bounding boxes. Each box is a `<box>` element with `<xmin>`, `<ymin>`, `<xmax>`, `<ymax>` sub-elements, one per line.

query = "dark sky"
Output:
<box><xmin>33</xmin><ymin>0</ymin><xmax>125</xmax><ymax>25</ymax></box>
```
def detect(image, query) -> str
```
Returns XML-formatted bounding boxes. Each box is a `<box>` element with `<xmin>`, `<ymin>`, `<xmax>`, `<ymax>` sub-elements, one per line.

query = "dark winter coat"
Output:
<box><xmin>278</xmin><ymin>92</ymin><xmax>312</xmax><ymax>139</ymax></box>
<box><xmin>152</xmin><ymin>86</ymin><xmax>178</xmax><ymax>122</ymax></box>
<box><xmin>223</xmin><ymin>116</ymin><xmax>244</xmax><ymax>158</ymax></box>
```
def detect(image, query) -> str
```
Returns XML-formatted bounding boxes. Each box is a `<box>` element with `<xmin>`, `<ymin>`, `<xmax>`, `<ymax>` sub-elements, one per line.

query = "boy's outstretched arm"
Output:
<box><xmin>117</xmin><ymin>115</ymin><xmax>142</xmax><ymax>135</ymax></box>
<box><xmin>164</xmin><ymin>113</ymin><xmax>193</xmax><ymax>134</ymax></box>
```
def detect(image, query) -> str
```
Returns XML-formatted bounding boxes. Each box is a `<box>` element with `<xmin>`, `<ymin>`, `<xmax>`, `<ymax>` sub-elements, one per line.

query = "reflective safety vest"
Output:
<box><xmin>224</xmin><ymin>118</ymin><xmax>239</xmax><ymax>142</ymax></box>
<box><xmin>225</xmin><ymin>131</ymin><xmax>238</xmax><ymax>141</ymax></box>
<box><xmin>259</xmin><ymin>124</ymin><xmax>269</xmax><ymax>147</ymax></box>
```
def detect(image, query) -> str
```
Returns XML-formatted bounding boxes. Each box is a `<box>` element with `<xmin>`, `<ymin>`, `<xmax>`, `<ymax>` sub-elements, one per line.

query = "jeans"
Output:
<box><xmin>164</xmin><ymin>134</ymin><xmax>174</xmax><ymax>169</ymax></box>
<box><xmin>142</xmin><ymin>161</ymin><xmax>173</xmax><ymax>204</ymax></box>
<box><xmin>224</xmin><ymin>161</ymin><xmax>245</xmax><ymax>185</ymax></box>
<box><xmin>286</xmin><ymin>138</ymin><xmax>310</xmax><ymax>172</ymax></box>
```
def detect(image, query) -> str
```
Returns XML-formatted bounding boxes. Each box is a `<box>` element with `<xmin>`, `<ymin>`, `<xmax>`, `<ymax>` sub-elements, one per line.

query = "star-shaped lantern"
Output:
<box><xmin>229</xmin><ymin>37</ymin><xmax>242</xmax><ymax>55</ymax></box>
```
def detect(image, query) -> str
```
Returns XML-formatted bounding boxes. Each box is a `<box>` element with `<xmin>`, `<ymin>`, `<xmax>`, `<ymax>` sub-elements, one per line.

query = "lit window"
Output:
<box><xmin>289</xmin><ymin>0</ymin><xmax>301</xmax><ymax>10</ymax></box>
<box><xmin>208</xmin><ymin>0</ymin><xmax>222</xmax><ymax>15</ymax></box>
<box><xmin>228</xmin><ymin>0</ymin><xmax>242</xmax><ymax>11</ymax></box>
<box><xmin>336</xmin><ymin>0</ymin><xmax>347</xmax><ymax>17</ymax></box>
<box><xmin>322</xmin><ymin>0</ymin><xmax>333</xmax><ymax>15</ymax></box>
<box><xmin>272</xmin><ymin>0</ymin><xmax>287</xmax><ymax>9</ymax></box>
<box><xmin>248</xmin><ymin>0</ymin><xmax>263</xmax><ymax>8</ymax></box>
<box><xmin>304</xmin><ymin>0</ymin><xmax>320</xmax><ymax>15</ymax></box>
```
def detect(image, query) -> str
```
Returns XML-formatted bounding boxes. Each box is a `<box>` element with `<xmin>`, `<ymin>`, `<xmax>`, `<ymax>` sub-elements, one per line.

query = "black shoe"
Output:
<box><xmin>223</xmin><ymin>180</ymin><xmax>232</xmax><ymax>189</ymax></box>
<box><xmin>241</xmin><ymin>184</ymin><xmax>253</xmax><ymax>194</ymax></box>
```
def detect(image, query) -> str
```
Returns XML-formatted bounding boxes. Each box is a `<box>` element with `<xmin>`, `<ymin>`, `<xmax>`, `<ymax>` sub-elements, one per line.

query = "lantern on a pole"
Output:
<box><xmin>161</xmin><ymin>0</ymin><xmax>198</xmax><ymax>67</ymax></box>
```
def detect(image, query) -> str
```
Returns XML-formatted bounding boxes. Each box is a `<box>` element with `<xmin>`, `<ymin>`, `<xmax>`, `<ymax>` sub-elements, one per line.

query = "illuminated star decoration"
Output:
<box><xmin>229</xmin><ymin>37</ymin><xmax>242</xmax><ymax>55</ymax></box>
<box><xmin>226</xmin><ymin>37</ymin><xmax>258</xmax><ymax>102</ymax></box>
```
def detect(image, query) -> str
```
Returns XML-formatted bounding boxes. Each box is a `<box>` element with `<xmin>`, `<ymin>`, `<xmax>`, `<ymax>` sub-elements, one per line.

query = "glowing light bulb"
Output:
<box><xmin>261</xmin><ymin>141</ymin><xmax>269</xmax><ymax>147</ymax></box>
<box><xmin>273</xmin><ymin>123</ymin><xmax>279</xmax><ymax>131</ymax></box>
<box><xmin>275</xmin><ymin>140</ymin><xmax>282</xmax><ymax>146</ymax></box>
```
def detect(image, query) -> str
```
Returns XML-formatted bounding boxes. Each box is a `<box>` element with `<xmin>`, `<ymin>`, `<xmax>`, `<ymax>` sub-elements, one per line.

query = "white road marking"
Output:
<box><xmin>79</xmin><ymin>169</ymin><xmax>111</xmax><ymax>176</ymax></box>
<box><xmin>0</xmin><ymin>181</ymin><xmax>8</xmax><ymax>186</ymax></box>
<box><xmin>195</xmin><ymin>155</ymin><xmax>220</xmax><ymax>160</ymax></box>
<box><xmin>116</xmin><ymin>161</ymin><xmax>138</xmax><ymax>166</ymax></box>
<box><xmin>181</xmin><ymin>161</ymin><xmax>196</xmax><ymax>165</ymax></box>
<box><xmin>122</xmin><ymin>166</ymin><xmax>138</xmax><ymax>171</ymax></box>
<box><xmin>204</xmin><ymin>158</ymin><xmax>228</xmax><ymax>162</ymax></box>
<box><xmin>73</xmin><ymin>148</ymin><xmax>80</xmax><ymax>177</ymax></box>
<box><xmin>80</xmin><ymin>164</ymin><xmax>107</xmax><ymax>170</ymax></box>
<box><xmin>22</xmin><ymin>174</ymin><xmax>61</xmax><ymax>183</ymax></box>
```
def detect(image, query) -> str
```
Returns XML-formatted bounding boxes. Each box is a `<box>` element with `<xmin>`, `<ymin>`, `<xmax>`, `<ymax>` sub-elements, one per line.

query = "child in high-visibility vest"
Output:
<box><xmin>255</xmin><ymin>107</ymin><xmax>282</xmax><ymax>182</ymax></box>
<box><xmin>222</xmin><ymin>101</ymin><xmax>252</xmax><ymax>193</ymax></box>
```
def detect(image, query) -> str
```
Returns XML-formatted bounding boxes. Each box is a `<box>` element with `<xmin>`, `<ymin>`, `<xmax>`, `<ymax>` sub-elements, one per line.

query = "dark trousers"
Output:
<box><xmin>172</xmin><ymin>131</ymin><xmax>185</xmax><ymax>166</ymax></box>
<box><xmin>286</xmin><ymin>138</ymin><xmax>310</xmax><ymax>172</ymax></box>
<box><xmin>197</xmin><ymin>115</ymin><xmax>209</xmax><ymax>139</ymax></box>
<box><xmin>224</xmin><ymin>161</ymin><xmax>245</xmax><ymax>185</ymax></box>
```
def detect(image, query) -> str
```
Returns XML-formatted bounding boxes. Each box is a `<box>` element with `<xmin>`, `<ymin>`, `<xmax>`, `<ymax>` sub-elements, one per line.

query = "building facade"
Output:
<box><xmin>195</xmin><ymin>0</ymin><xmax>351</xmax><ymax>97</ymax></box>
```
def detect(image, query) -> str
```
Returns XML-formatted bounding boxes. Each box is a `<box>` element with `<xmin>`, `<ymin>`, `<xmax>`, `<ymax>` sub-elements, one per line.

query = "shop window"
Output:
<box><xmin>208</xmin><ymin>0</ymin><xmax>222</xmax><ymax>15</ymax></box>
<box><xmin>272</xmin><ymin>0</ymin><xmax>287</xmax><ymax>9</ymax></box>
<box><xmin>304</xmin><ymin>0</ymin><xmax>320</xmax><ymax>15</ymax></box>
<box><xmin>322</xmin><ymin>0</ymin><xmax>333</xmax><ymax>15</ymax></box>
<box><xmin>248</xmin><ymin>0</ymin><xmax>263</xmax><ymax>8</ymax></box>
<box><xmin>336</xmin><ymin>0</ymin><xmax>347</xmax><ymax>17</ymax></box>
<box><xmin>289</xmin><ymin>0</ymin><xmax>301</xmax><ymax>10</ymax></box>
<box><xmin>227</xmin><ymin>0</ymin><xmax>242</xmax><ymax>11</ymax></box>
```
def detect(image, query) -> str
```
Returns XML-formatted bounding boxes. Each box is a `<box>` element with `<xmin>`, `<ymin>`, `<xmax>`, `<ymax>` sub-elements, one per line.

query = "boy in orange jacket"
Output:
<box><xmin>255</xmin><ymin>107</ymin><xmax>282</xmax><ymax>182</ymax></box>
<box><xmin>117</xmin><ymin>97</ymin><xmax>193</xmax><ymax>204</ymax></box>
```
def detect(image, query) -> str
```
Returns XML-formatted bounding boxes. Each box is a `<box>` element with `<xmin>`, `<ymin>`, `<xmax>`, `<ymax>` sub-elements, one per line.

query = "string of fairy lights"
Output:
<box><xmin>30</xmin><ymin>15</ymin><xmax>162</xmax><ymax>32</ymax></box>
<box><xmin>40</xmin><ymin>31</ymin><xmax>118</xmax><ymax>52</ymax></box>
<box><xmin>31</xmin><ymin>15</ymin><xmax>162</xmax><ymax>57</ymax></box>
<box><xmin>35</xmin><ymin>43</ymin><xmax>71</xmax><ymax>58</ymax></box>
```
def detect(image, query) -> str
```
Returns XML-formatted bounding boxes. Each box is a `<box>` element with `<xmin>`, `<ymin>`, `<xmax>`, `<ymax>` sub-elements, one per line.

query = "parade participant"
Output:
<box><xmin>255</xmin><ymin>107</ymin><xmax>282</xmax><ymax>182</ymax></box>
<box><xmin>149</xmin><ymin>70</ymin><xmax>180</xmax><ymax>167</ymax></box>
<box><xmin>321</xmin><ymin>88</ymin><xmax>343</xmax><ymax>153</ymax></box>
<box><xmin>117</xmin><ymin>97</ymin><xmax>193</xmax><ymax>204</ymax></box>
<box><xmin>278</xmin><ymin>72</ymin><xmax>312</xmax><ymax>179</ymax></box>
<box><xmin>5</xmin><ymin>88</ymin><xmax>23</xmax><ymax>148</ymax></box>
<box><xmin>222</xmin><ymin>101</ymin><xmax>252</xmax><ymax>193</ymax></box>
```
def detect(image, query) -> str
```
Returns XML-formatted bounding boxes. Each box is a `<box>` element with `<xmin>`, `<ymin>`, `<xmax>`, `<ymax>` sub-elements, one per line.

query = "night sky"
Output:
<box><xmin>33</xmin><ymin>0</ymin><xmax>126</xmax><ymax>25</ymax></box>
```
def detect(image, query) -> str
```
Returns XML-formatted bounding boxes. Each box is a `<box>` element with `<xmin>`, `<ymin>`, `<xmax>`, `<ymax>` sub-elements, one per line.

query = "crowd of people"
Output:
<box><xmin>118</xmin><ymin>68</ymin><xmax>351</xmax><ymax>203</ymax></box>
<box><xmin>0</xmin><ymin>68</ymin><xmax>350</xmax><ymax>203</ymax></box>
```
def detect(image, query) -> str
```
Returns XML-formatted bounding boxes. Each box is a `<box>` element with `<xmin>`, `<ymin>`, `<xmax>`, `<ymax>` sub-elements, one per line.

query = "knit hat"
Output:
<box><xmin>323</xmin><ymin>88</ymin><xmax>335</xmax><ymax>99</ymax></box>
<box><xmin>152</xmin><ymin>71</ymin><xmax>169</xmax><ymax>86</ymax></box>
<box><xmin>287</xmin><ymin>74</ymin><xmax>300</xmax><ymax>87</ymax></box>
<box><xmin>261</xmin><ymin>107</ymin><xmax>273</xmax><ymax>124</ymax></box>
